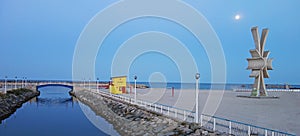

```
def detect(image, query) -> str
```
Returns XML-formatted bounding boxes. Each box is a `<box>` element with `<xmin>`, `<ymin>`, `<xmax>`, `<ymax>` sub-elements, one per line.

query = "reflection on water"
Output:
<box><xmin>0</xmin><ymin>86</ymin><xmax>119</xmax><ymax>136</ymax></box>
<box><xmin>36</xmin><ymin>98</ymin><xmax>73</xmax><ymax>106</ymax></box>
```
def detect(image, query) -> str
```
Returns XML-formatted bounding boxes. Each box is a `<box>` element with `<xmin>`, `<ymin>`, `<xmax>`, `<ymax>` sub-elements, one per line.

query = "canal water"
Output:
<box><xmin>0</xmin><ymin>86</ymin><xmax>119</xmax><ymax>136</ymax></box>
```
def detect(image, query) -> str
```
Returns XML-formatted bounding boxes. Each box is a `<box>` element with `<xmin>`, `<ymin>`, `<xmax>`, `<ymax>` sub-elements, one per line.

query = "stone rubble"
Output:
<box><xmin>71</xmin><ymin>90</ymin><xmax>228</xmax><ymax>136</ymax></box>
<box><xmin>0</xmin><ymin>88</ymin><xmax>39</xmax><ymax>121</ymax></box>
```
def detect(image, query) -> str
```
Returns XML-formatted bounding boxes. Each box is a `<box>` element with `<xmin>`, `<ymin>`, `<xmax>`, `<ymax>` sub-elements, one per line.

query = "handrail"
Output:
<box><xmin>201</xmin><ymin>114</ymin><xmax>296</xmax><ymax>136</ymax></box>
<box><xmin>234</xmin><ymin>88</ymin><xmax>300</xmax><ymax>92</ymax></box>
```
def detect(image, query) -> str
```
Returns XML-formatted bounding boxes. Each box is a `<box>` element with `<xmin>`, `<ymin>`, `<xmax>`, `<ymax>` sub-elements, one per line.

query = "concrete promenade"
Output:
<box><xmin>115</xmin><ymin>88</ymin><xmax>300</xmax><ymax>135</ymax></box>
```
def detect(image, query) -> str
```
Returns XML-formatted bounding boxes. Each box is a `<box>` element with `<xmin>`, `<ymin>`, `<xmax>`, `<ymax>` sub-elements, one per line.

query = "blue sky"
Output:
<box><xmin>0</xmin><ymin>0</ymin><xmax>299</xmax><ymax>84</ymax></box>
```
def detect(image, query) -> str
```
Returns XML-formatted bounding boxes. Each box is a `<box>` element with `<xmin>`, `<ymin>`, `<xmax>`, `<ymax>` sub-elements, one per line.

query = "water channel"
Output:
<box><xmin>0</xmin><ymin>86</ymin><xmax>119</xmax><ymax>136</ymax></box>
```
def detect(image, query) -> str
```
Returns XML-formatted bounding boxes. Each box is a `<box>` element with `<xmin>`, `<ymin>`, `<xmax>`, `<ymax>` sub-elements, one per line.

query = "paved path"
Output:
<box><xmin>96</xmin><ymin>88</ymin><xmax>299</xmax><ymax>135</ymax></box>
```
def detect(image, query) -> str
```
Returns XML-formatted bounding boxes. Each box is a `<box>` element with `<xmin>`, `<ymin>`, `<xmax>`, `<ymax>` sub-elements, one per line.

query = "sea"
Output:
<box><xmin>132</xmin><ymin>82</ymin><xmax>300</xmax><ymax>90</ymax></box>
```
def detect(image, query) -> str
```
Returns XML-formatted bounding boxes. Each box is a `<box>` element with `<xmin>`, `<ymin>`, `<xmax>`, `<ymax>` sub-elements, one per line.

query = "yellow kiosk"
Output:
<box><xmin>109</xmin><ymin>76</ymin><xmax>127</xmax><ymax>94</ymax></box>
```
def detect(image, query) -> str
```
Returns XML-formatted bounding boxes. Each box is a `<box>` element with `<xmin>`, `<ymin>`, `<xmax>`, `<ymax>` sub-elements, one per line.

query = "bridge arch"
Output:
<box><xmin>36</xmin><ymin>84</ymin><xmax>73</xmax><ymax>91</ymax></box>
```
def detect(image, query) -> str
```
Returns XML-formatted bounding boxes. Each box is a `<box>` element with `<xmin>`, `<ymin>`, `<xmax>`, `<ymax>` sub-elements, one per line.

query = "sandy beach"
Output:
<box><xmin>119</xmin><ymin>88</ymin><xmax>300</xmax><ymax>135</ymax></box>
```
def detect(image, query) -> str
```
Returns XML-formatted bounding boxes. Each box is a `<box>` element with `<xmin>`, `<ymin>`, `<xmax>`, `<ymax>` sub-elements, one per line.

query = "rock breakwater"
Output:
<box><xmin>71</xmin><ymin>90</ymin><xmax>225</xmax><ymax>136</ymax></box>
<box><xmin>0</xmin><ymin>88</ymin><xmax>40</xmax><ymax>121</ymax></box>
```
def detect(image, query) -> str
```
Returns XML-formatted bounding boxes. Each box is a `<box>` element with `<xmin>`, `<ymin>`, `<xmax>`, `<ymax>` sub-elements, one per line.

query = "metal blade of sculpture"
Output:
<box><xmin>247</xmin><ymin>26</ymin><xmax>273</xmax><ymax>96</ymax></box>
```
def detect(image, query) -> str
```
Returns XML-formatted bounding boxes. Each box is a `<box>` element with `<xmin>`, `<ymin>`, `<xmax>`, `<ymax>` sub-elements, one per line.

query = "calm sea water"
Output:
<box><xmin>0</xmin><ymin>86</ymin><xmax>119</xmax><ymax>136</ymax></box>
<box><xmin>135</xmin><ymin>82</ymin><xmax>250</xmax><ymax>90</ymax></box>
<box><xmin>133</xmin><ymin>82</ymin><xmax>300</xmax><ymax>90</ymax></box>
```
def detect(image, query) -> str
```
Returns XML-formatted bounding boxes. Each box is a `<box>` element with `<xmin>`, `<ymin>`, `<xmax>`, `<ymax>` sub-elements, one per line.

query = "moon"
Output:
<box><xmin>235</xmin><ymin>14</ymin><xmax>241</xmax><ymax>20</ymax></box>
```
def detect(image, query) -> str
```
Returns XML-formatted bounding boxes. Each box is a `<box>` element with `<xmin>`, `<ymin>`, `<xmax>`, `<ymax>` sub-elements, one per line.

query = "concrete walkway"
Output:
<box><xmin>96</xmin><ymin>88</ymin><xmax>299</xmax><ymax>135</ymax></box>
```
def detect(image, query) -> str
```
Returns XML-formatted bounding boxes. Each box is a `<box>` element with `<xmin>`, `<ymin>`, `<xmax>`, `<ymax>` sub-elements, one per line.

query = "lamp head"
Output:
<box><xmin>195</xmin><ymin>73</ymin><xmax>200</xmax><ymax>80</ymax></box>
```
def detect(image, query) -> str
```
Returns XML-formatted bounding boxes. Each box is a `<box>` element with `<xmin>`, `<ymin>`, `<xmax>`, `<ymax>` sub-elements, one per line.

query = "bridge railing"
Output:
<box><xmin>88</xmin><ymin>89</ymin><xmax>295</xmax><ymax>136</ymax></box>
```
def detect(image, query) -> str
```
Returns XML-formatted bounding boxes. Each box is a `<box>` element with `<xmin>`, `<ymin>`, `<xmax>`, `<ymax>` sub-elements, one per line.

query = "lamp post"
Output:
<box><xmin>21</xmin><ymin>77</ymin><xmax>23</xmax><ymax>88</ymax></box>
<box><xmin>15</xmin><ymin>76</ymin><xmax>17</xmax><ymax>89</ymax></box>
<box><xmin>4</xmin><ymin>76</ymin><xmax>7</xmax><ymax>93</ymax></box>
<box><xmin>195</xmin><ymin>73</ymin><xmax>200</xmax><ymax>123</ymax></box>
<box><xmin>96</xmin><ymin>77</ymin><xmax>99</xmax><ymax>91</ymax></box>
<box><xmin>22</xmin><ymin>77</ymin><xmax>25</xmax><ymax>88</ymax></box>
<box><xmin>83</xmin><ymin>78</ymin><xmax>85</xmax><ymax>88</ymax></box>
<box><xmin>88</xmin><ymin>78</ymin><xmax>91</xmax><ymax>90</ymax></box>
<box><xmin>25</xmin><ymin>77</ymin><xmax>27</xmax><ymax>87</ymax></box>
<box><xmin>134</xmin><ymin>75</ymin><xmax>137</xmax><ymax>103</ymax></box>
<box><xmin>109</xmin><ymin>78</ymin><xmax>112</xmax><ymax>96</ymax></box>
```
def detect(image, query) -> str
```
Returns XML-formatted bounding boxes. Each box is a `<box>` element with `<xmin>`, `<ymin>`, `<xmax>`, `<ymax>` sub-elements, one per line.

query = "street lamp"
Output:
<box><xmin>134</xmin><ymin>75</ymin><xmax>137</xmax><ymax>103</ymax></box>
<box><xmin>22</xmin><ymin>77</ymin><xmax>25</xmax><ymax>88</ymax></box>
<box><xmin>83</xmin><ymin>78</ymin><xmax>85</xmax><ymax>88</ymax></box>
<box><xmin>109</xmin><ymin>78</ymin><xmax>112</xmax><ymax>96</ymax></box>
<box><xmin>195</xmin><ymin>73</ymin><xmax>200</xmax><ymax>123</ymax></box>
<box><xmin>96</xmin><ymin>77</ymin><xmax>99</xmax><ymax>91</ymax></box>
<box><xmin>88</xmin><ymin>78</ymin><xmax>91</xmax><ymax>90</ymax></box>
<box><xmin>15</xmin><ymin>76</ymin><xmax>17</xmax><ymax>89</ymax></box>
<box><xmin>25</xmin><ymin>77</ymin><xmax>27</xmax><ymax>87</ymax></box>
<box><xmin>4</xmin><ymin>76</ymin><xmax>7</xmax><ymax>93</ymax></box>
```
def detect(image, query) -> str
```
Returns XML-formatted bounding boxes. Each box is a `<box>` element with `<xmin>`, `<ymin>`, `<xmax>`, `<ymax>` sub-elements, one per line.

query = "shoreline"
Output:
<box><xmin>0</xmin><ymin>88</ymin><xmax>40</xmax><ymax>122</ymax></box>
<box><xmin>70</xmin><ymin>90</ymin><xmax>223</xmax><ymax>136</ymax></box>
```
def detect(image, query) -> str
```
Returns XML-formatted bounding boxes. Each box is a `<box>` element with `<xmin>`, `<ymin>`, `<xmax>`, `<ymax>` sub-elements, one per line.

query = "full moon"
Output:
<box><xmin>235</xmin><ymin>14</ymin><xmax>241</xmax><ymax>20</ymax></box>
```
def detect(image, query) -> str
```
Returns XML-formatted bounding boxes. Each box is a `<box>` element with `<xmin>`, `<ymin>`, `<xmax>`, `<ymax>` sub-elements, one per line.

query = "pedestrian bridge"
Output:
<box><xmin>36</xmin><ymin>84</ymin><xmax>73</xmax><ymax>91</ymax></box>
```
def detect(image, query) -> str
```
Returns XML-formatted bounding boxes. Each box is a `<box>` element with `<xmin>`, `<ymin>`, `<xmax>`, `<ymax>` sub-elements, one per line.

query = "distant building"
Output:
<box><xmin>110</xmin><ymin>76</ymin><xmax>127</xmax><ymax>94</ymax></box>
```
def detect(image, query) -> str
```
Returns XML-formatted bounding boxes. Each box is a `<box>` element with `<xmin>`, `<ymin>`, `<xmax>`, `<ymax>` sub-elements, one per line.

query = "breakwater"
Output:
<box><xmin>71</xmin><ymin>90</ymin><xmax>223</xmax><ymax>136</ymax></box>
<box><xmin>0</xmin><ymin>88</ymin><xmax>39</xmax><ymax>121</ymax></box>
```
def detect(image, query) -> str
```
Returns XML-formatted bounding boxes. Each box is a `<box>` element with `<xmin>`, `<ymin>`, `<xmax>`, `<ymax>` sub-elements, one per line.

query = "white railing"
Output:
<box><xmin>89</xmin><ymin>89</ymin><xmax>295</xmax><ymax>136</ymax></box>
<box><xmin>234</xmin><ymin>88</ymin><xmax>300</xmax><ymax>92</ymax></box>
<box><xmin>201</xmin><ymin>114</ymin><xmax>295</xmax><ymax>136</ymax></box>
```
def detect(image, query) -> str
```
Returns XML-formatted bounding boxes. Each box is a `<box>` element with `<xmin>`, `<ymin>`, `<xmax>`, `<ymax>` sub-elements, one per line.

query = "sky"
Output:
<box><xmin>0</xmin><ymin>0</ymin><xmax>300</xmax><ymax>84</ymax></box>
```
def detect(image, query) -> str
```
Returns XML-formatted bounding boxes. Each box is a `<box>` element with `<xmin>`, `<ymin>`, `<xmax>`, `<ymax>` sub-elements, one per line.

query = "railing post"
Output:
<box><xmin>154</xmin><ymin>104</ymin><xmax>156</xmax><ymax>112</ymax></box>
<box><xmin>271</xmin><ymin>131</ymin><xmax>274</xmax><ymax>136</ymax></box>
<box><xmin>195</xmin><ymin>112</ymin><xmax>197</xmax><ymax>123</ymax></box>
<box><xmin>248</xmin><ymin>126</ymin><xmax>251</xmax><ymax>136</ymax></box>
<box><xmin>167</xmin><ymin>107</ymin><xmax>170</xmax><ymax>116</ymax></box>
<box><xmin>229</xmin><ymin>121</ymin><xmax>232</xmax><ymax>134</ymax></box>
<box><xmin>213</xmin><ymin>118</ymin><xmax>216</xmax><ymax>131</ymax></box>
<box><xmin>184</xmin><ymin>111</ymin><xmax>186</xmax><ymax>120</ymax></box>
<box><xmin>265</xmin><ymin>129</ymin><xmax>267</xmax><ymax>136</ymax></box>
<box><xmin>200</xmin><ymin>114</ymin><xmax>203</xmax><ymax>127</ymax></box>
<box><xmin>160</xmin><ymin>105</ymin><xmax>163</xmax><ymax>113</ymax></box>
<box><xmin>175</xmin><ymin>109</ymin><xmax>177</xmax><ymax>118</ymax></box>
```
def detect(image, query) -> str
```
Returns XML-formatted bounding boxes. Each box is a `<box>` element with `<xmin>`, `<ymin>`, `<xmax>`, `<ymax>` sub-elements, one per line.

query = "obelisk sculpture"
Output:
<box><xmin>247</xmin><ymin>26</ymin><xmax>273</xmax><ymax>96</ymax></box>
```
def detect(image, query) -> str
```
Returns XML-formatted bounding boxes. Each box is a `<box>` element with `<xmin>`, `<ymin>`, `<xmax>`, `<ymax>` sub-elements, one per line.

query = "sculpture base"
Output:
<box><xmin>237</xmin><ymin>95</ymin><xmax>279</xmax><ymax>99</ymax></box>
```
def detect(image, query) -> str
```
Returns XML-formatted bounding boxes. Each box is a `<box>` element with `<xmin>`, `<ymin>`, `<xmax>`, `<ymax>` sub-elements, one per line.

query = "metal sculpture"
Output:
<box><xmin>247</xmin><ymin>26</ymin><xmax>273</xmax><ymax>96</ymax></box>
